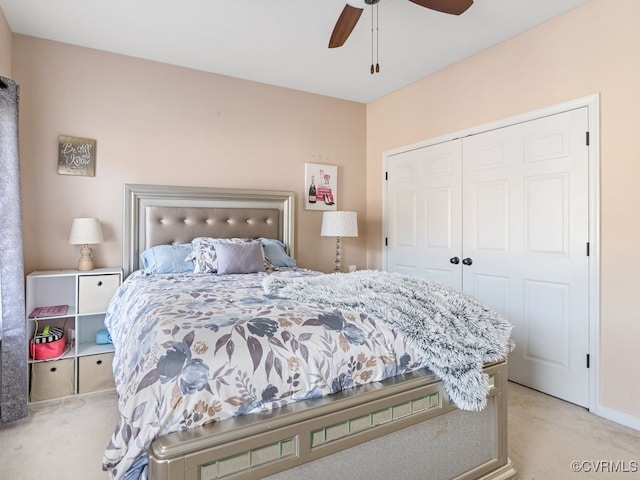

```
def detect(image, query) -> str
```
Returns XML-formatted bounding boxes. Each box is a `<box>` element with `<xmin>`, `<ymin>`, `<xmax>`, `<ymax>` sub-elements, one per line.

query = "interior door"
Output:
<box><xmin>385</xmin><ymin>140</ymin><xmax>462</xmax><ymax>289</ymax></box>
<box><xmin>384</xmin><ymin>107</ymin><xmax>590</xmax><ymax>407</ymax></box>
<box><xmin>462</xmin><ymin>108</ymin><xmax>590</xmax><ymax>407</ymax></box>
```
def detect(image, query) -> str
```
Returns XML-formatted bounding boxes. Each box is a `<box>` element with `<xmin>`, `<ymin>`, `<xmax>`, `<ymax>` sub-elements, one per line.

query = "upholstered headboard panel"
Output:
<box><xmin>124</xmin><ymin>184</ymin><xmax>295</xmax><ymax>277</ymax></box>
<box><xmin>144</xmin><ymin>206</ymin><xmax>280</xmax><ymax>248</ymax></box>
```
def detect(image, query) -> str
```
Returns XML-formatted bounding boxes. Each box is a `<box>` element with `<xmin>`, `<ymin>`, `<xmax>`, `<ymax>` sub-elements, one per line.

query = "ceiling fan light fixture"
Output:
<box><xmin>345</xmin><ymin>0</ymin><xmax>380</xmax><ymax>8</ymax></box>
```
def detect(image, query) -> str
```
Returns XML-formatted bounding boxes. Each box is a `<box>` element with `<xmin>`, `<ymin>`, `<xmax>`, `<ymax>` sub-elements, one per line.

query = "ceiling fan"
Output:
<box><xmin>328</xmin><ymin>0</ymin><xmax>474</xmax><ymax>48</ymax></box>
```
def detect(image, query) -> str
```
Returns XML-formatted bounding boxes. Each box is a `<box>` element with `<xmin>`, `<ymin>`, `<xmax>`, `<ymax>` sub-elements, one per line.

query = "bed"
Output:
<box><xmin>104</xmin><ymin>183</ymin><xmax>516</xmax><ymax>480</ymax></box>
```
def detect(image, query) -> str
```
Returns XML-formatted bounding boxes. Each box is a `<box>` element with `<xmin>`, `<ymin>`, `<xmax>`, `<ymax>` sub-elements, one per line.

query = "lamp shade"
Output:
<box><xmin>321</xmin><ymin>211</ymin><xmax>358</xmax><ymax>238</ymax></box>
<box><xmin>68</xmin><ymin>218</ymin><xmax>104</xmax><ymax>245</ymax></box>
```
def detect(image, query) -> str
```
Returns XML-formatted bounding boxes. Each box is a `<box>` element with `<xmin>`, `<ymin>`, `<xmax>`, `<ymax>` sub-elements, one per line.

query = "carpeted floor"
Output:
<box><xmin>0</xmin><ymin>382</ymin><xmax>638</xmax><ymax>479</ymax></box>
<box><xmin>508</xmin><ymin>382</ymin><xmax>640</xmax><ymax>479</ymax></box>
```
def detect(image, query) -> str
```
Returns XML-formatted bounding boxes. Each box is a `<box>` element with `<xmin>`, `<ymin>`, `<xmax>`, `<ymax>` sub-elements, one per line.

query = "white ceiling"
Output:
<box><xmin>1</xmin><ymin>0</ymin><xmax>592</xmax><ymax>104</ymax></box>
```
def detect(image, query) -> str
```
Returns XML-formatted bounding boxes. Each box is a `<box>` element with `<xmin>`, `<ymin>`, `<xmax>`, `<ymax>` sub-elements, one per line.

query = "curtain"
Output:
<box><xmin>0</xmin><ymin>75</ymin><xmax>27</xmax><ymax>423</ymax></box>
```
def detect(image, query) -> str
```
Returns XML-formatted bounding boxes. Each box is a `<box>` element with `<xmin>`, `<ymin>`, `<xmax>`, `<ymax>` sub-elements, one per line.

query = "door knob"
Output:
<box><xmin>462</xmin><ymin>257</ymin><xmax>473</xmax><ymax>266</ymax></box>
<box><xmin>449</xmin><ymin>257</ymin><xmax>460</xmax><ymax>265</ymax></box>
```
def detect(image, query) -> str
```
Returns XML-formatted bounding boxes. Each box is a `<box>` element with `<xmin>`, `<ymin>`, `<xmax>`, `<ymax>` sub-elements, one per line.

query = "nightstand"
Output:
<box><xmin>26</xmin><ymin>267</ymin><xmax>122</xmax><ymax>402</ymax></box>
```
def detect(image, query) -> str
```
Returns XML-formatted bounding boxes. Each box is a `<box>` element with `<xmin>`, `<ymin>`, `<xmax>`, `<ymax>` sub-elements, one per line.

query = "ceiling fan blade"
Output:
<box><xmin>329</xmin><ymin>4</ymin><xmax>364</xmax><ymax>48</ymax></box>
<box><xmin>408</xmin><ymin>0</ymin><xmax>473</xmax><ymax>15</ymax></box>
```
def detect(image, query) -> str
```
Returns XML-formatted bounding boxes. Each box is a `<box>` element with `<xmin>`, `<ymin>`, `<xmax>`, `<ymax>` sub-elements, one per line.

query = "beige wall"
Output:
<box><xmin>366</xmin><ymin>0</ymin><xmax>640</xmax><ymax>419</ymax></box>
<box><xmin>13</xmin><ymin>35</ymin><xmax>367</xmax><ymax>275</ymax></box>
<box><xmin>0</xmin><ymin>7</ymin><xmax>11</xmax><ymax>77</ymax></box>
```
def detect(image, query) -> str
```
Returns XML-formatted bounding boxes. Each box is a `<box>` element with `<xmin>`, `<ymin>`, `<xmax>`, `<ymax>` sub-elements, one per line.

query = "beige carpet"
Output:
<box><xmin>0</xmin><ymin>390</ymin><xmax>120</xmax><ymax>479</ymax></box>
<box><xmin>0</xmin><ymin>382</ymin><xmax>638</xmax><ymax>479</ymax></box>
<box><xmin>508</xmin><ymin>382</ymin><xmax>640</xmax><ymax>479</ymax></box>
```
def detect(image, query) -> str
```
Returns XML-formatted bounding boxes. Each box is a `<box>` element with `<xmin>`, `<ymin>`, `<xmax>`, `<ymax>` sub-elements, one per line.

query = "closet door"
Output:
<box><xmin>385</xmin><ymin>140</ymin><xmax>462</xmax><ymax>289</ymax></box>
<box><xmin>462</xmin><ymin>108</ymin><xmax>589</xmax><ymax>407</ymax></box>
<box><xmin>384</xmin><ymin>107</ymin><xmax>590</xmax><ymax>407</ymax></box>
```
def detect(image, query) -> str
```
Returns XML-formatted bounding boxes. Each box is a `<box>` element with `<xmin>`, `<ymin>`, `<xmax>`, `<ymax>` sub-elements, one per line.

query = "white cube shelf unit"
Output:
<box><xmin>26</xmin><ymin>267</ymin><xmax>122</xmax><ymax>402</ymax></box>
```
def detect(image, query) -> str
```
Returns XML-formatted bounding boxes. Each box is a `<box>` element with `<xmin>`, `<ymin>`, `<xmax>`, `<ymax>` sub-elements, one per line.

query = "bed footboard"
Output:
<box><xmin>148</xmin><ymin>360</ymin><xmax>515</xmax><ymax>480</ymax></box>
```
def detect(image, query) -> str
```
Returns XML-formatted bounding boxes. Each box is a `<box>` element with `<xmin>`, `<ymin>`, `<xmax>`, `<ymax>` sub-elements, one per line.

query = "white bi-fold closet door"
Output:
<box><xmin>384</xmin><ymin>107</ymin><xmax>590</xmax><ymax>407</ymax></box>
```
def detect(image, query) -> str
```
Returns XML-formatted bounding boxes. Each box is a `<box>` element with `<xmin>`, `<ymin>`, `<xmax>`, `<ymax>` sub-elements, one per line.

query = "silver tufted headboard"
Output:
<box><xmin>123</xmin><ymin>184</ymin><xmax>295</xmax><ymax>277</ymax></box>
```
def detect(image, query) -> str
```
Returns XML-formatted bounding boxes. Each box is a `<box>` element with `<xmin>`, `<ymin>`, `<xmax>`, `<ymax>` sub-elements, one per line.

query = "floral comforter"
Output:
<box><xmin>102</xmin><ymin>269</ymin><xmax>429</xmax><ymax>480</ymax></box>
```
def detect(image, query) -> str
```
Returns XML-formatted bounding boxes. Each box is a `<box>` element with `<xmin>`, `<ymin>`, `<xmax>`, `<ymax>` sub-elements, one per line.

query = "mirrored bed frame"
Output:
<box><xmin>121</xmin><ymin>183</ymin><xmax>516</xmax><ymax>480</ymax></box>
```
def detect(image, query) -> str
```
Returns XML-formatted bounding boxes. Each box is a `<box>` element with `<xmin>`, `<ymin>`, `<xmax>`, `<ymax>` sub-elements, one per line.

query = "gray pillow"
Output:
<box><xmin>189</xmin><ymin>237</ymin><xmax>253</xmax><ymax>273</ymax></box>
<box><xmin>212</xmin><ymin>240</ymin><xmax>265</xmax><ymax>275</ymax></box>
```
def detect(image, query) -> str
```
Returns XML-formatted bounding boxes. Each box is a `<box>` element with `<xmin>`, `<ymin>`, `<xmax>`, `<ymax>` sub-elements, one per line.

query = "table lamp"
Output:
<box><xmin>69</xmin><ymin>217</ymin><xmax>103</xmax><ymax>271</ymax></box>
<box><xmin>321</xmin><ymin>211</ymin><xmax>358</xmax><ymax>273</ymax></box>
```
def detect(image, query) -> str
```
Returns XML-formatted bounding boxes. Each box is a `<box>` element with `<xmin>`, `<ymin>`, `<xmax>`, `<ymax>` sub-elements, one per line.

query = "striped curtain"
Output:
<box><xmin>0</xmin><ymin>75</ymin><xmax>27</xmax><ymax>423</ymax></box>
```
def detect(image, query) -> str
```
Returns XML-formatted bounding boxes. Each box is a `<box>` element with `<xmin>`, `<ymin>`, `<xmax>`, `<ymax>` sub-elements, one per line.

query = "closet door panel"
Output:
<box><xmin>386</xmin><ymin>141</ymin><xmax>462</xmax><ymax>288</ymax></box>
<box><xmin>462</xmin><ymin>108</ymin><xmax>589</xmax><ymax>407</ymax></box>
<box><xmin>523</xmin><ymin>279</ymin><xmax>570</xmax><ymax>367</ymax></box>
<box><xmin>472</xmin><ymin>273</ymin><xmax>510</xmax><ymax>318</ymax></box>
<box><xmin>525</xmin><ymin>173</ymin><xmax>568</xmax><ymax>255</ymax></box>
<box><xmin>393</xmin><ymin>191</ymin><xmax>417</xmax><ymax>247</ymax></box>
<box><xmin>475</xmin><ymin>180</ymin><xmax>509</xmax><ymax>251</ymax></box>
<box><xmin>390</xmin><ymin>189</ymin><xmax>418</xmax><ymax>278</ymax></box>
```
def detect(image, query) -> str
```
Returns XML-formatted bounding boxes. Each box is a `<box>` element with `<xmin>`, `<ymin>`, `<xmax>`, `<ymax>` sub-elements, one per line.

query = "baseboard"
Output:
<box><xmin>593</xmin><ymin>404</ymin><xmax>640</xmax><ymax>432</ymax></box>
<box><xmin>476</xmin><ymin>459</ymin><xmax>517</xmax><ymax>480</ymax></box>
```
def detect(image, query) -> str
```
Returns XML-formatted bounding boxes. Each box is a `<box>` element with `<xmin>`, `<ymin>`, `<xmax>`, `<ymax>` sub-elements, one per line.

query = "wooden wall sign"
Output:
<box><xmin>57</xmin><ymin>135</ymin><xmax>97</xmax><ymax>177</ymax></box>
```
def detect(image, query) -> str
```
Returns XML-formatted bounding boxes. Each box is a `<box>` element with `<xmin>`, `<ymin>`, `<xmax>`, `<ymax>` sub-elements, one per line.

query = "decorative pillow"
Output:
<box><xmin>189</xmin><ymin>237</ymin><xmax>222</xmax><ymax>273</ymax></box>
<box><xmin>140</xmin><ymin>244</ymin><xmax>194</xmax><ymax>274</ymax></box>
<box><xmin>189</xmin><ymin>237</ymin><xmax>273</xmax><ymax>273</ymax></box>
<box><xmin>212</xmin><ymin>240</ymin><xmax>266</xmax><ymax>275</ymax></box>
<box><xmin>260</xmin><ymin>238</ymin><xmax>297</xmax><ymax>268</ymax></box>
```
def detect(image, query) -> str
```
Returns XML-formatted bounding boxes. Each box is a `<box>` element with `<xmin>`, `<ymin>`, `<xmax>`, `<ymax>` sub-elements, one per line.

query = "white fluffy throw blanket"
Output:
<box><xmin>263</xmin><ymin>270</ymin><xmax>512</xmax><ymax>411</ymax></box>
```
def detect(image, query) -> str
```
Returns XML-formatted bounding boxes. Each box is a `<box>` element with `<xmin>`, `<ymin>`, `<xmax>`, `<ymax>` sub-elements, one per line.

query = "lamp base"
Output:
<box><xmin>77</xmin><ymin>245</ymin><xmax>95</xmax><ymax>271</ymax></box>
<box><xmin>333</xmin><ymin>237</ymin><xmax>342</xmax><ymax>273</ymax></box>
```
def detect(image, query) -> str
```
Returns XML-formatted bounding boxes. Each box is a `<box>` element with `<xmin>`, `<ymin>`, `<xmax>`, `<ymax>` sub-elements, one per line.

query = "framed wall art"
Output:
<box><xmin>305</xmin><ymin>163</ymin><xmax>337</xmax><ymax>211</ymax></box>
<box><xmin>57</xmin><ymin>135</ymin><xmax>97</xmax><ymax>177</ymax></box>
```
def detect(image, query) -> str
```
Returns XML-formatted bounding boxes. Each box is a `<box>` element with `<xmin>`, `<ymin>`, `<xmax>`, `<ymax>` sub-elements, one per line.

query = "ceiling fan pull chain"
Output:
<box><xmin>370</xmin><ymin>3</ymin><xmax>380</xmax><ymax>74</ymax></box>
<box><xmin>370</xmin><ymin>4</ymin><xmax>375</xmax><ymax>74</ymax></box>
<box><xmin>375</xmin><ymin>2</ymin><xmax>380</xmax><ymax>73</ymax></box>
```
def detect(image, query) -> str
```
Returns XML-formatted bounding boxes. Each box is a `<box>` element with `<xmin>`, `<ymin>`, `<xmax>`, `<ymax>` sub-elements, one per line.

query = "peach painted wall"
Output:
<box><xmin>0</xmin><ymin>7</ymin><xmax>11</xmax><ymax>77</ymax></box>
<box><xmin>366</xmin><ymin>0</ymin><xmax>640</xmax><ymax>419</ymax></box>
<box><xmin>12</xmin><ymin>35</ymin><xmax>367</xmax><ymax>275</ymax></box>
<box><xmin>7</xmin><ymin>0</ymin><xmax>639</xmax><ymax>424</ymax></box>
